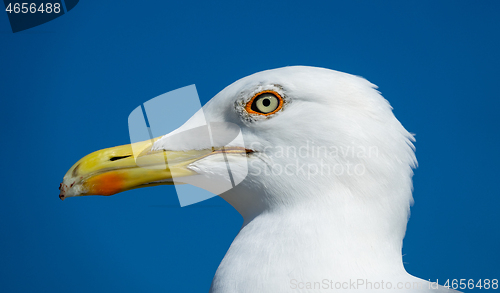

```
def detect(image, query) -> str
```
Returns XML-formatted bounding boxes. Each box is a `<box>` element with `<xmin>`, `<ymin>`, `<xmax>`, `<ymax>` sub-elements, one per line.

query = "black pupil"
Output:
<box><xmin>250</xmin><ymin>93</ymin><xmax>279</xmax><ymax>113</ymax></box>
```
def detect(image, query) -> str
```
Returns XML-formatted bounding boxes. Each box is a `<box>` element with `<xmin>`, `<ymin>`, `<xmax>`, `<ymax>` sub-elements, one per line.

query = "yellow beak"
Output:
<box><xmin>59</xmin><ymin>137</ymin><xmax>250</xmax><ymax>200</ymax></box>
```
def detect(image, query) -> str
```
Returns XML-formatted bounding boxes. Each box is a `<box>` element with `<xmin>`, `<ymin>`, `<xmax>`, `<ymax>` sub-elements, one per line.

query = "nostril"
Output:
<box><xmin>110</xmin><ymin>155</ymin><xmax>132</xmax><ymax>161</ymax></box>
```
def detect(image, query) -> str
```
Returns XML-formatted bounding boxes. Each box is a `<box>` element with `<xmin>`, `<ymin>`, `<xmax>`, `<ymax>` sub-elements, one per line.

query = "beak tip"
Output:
<box><xmin>59</xmin><ymin>183</ymin><xmax>66</xmax><ymax>201</ymax></box>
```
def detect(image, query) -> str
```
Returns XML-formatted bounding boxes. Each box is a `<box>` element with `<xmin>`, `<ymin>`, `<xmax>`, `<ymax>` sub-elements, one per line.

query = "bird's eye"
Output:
<box><xmin>246</xmin><ymin>91</ymin><xmax>283</xmax><ymax>115</ymax></box>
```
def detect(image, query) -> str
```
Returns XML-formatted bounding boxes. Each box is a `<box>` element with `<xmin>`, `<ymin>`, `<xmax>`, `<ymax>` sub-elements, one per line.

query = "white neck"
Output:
<box><xmin>212</xmin><ymin>185</ymin><xmax>413</xmax><ymax>293</ymax></box>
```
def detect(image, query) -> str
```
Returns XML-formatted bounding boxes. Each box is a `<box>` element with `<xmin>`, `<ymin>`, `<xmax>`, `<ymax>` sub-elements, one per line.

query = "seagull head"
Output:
<box><xmin>60</xmin><ymin>66</ymin><xmax>416</xmax><ymax>224</ymax></box>
<box><xmin>59</xmin><ymin>66</ymin><xmax>432</xmax><ymax>291</ymax></box>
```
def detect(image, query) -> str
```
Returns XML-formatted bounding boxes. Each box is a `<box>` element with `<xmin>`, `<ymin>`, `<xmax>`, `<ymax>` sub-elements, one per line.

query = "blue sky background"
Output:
<box><xmin>1</xmin><ymin>1</ymin><xmax>499</xmax><ymax>292</ymax></box>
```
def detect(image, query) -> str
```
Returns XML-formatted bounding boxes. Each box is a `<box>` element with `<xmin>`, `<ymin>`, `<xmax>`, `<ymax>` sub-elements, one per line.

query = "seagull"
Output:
<box><xmin>59</xmin><ymin>66</ymin><xmax>459</xmax><ymax>292</ymax></box>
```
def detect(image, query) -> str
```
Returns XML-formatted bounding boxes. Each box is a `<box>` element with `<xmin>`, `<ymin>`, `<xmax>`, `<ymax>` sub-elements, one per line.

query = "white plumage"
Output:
<box><xmin>149</xmin><ymin>66</ymin><xmax>459</xmax><ymax>292</ymax></box>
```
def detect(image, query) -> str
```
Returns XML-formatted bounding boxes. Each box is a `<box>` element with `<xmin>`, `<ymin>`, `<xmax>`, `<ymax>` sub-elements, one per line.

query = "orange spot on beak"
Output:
<box><xmin>86</xmin><ymin>173</ymin><xmax>126</xmax><ymax>196</ymax></box>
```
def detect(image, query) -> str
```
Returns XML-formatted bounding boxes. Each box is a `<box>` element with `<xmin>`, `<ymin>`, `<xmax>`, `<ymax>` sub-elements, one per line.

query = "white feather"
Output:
<box><xmin>154</xmin><ymin>66</ymin><xmax>458</xmax><ymax>292</ymax></box>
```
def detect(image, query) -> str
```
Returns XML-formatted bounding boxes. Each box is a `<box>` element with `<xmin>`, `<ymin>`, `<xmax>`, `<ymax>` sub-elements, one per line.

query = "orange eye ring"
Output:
<box><xmin>245</xmin><ymin>90</ymin><xmax>284</xmax><ymax>116</ymax></box>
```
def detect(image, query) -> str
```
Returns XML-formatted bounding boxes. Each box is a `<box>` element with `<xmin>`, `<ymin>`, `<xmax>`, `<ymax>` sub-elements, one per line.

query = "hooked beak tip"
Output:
<box><xmin>59</xmin><ymin>183</ymin><xmax>66</xmax><ymax>201</ymax></box>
